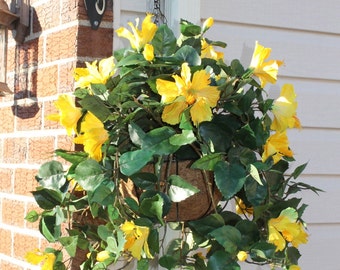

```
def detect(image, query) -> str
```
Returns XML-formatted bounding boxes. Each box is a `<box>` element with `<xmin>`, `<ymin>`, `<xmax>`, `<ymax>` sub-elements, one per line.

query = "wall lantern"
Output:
<box><xmin>84</xmin><ymin>0</ymin><xmax>107</xmax><ymax>30</ymax></box>
<box><xmin>0</xmin><ymin>0</ymin><xmax>30</xmax><ymax>95</ymax></box>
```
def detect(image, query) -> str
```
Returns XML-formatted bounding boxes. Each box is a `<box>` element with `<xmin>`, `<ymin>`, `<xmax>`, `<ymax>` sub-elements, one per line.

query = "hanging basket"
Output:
<box><xmin>120</xmin><ymin>159</ymin><xmax>222</xmax><ymax>222</ymax></box>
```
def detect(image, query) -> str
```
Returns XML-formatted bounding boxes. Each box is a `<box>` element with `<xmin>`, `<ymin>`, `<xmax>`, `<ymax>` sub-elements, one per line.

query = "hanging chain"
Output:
<box><xmin>153</xmin><ymin>0</ymin><xmax>167</xmax><ymax>25</ymax></box>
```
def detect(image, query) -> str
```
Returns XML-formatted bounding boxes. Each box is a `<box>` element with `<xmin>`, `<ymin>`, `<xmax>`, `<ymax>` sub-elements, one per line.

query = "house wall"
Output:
<box><xmin>0</xmin><ymin>0</ymin><xmax>113</xmax><ymax>269</ymax></box>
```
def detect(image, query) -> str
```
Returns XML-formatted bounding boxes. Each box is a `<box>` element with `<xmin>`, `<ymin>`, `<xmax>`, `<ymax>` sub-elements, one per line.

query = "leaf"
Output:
<box><xmin>168</xmin><ymin>175</ymin><xmax>200</xmax><ymax>202</ymax></box>
<box><xmin>152</xmin><ymin>24</ymin><xmax>177</xmax><ymax>56</ymax></box>
<box><xmin>36</xmin><ymin>161</ymin><xmax>66</xmax><ymax>190</ymax></box>
<box><xmin>32</xmin><ymin>188</ymin><xmax>63</xmax><ymax>209</ymax></box>
<box><xmin>137</xmin><ymin>259</ymin><xmax>149</xmax><ymax>270</ymax></box>
<box><xmin>209</xmin><ymin>225</ymin><xmax>242</xmax><ymax>254</ymax></box>
<box><xmin>169</xmin><ymin>129</ymin><xmax>196</xmax><ymax>146</ymax></box>
<box><xmin>207</xmin><ymin>250</ymin><xmax>240</xmax><ymax>270</ymax></box>
<box><xmin>89</xmin><ymin>184</ymin><xmax>115</xmax><ymax>206</ymax></box>
<box><xmin>39</xmin><ymin>215</ymin><xmax>60</xmax><ymax>242</ymax></box>
<box><xmin>180</xmin><ymin>19</ymin><xmax>201</xmax><ymax>36</ymax></box>
<box><xmin>191</xmin><ymin>153</ymin><xmax>224</xmax><ymax>170</ymax></box>
<box><xmin>188</xmin><ymin>213</ymin><xmax>225</xmax><ymax>236</ymax></box>
<box><xmin>174</xmin><ymin>45</ymin><xmax>201</xmax><ymax>66</ymax></box>
<box><xmin>159</xmin><ymin>254</ymin><xmax>177</xmax><ymax>270</ymax></box>
<box><xmin>79</xmin><ymin>95</ymin><xmax>111</xmax><ymax>122</ymax></box>
<box><xmin>248</xmin><ymin>164</ymin><xmax>263</xmax><ymax>185</ymax></box>
<box><xmin>214</xmin><ymin>161</ymin><xmax>247</xmax><ymax>200</ymax></box>
<box><xmin>54</xmin><ymin>149</ymin><xmax>88</xmax><ymax>165</ymax></box>
<box><xmin>139</xmin><ymin>194</ymin><xmax>164</xmax><ymax>225</ymax></box>
<box><xmin>291</xmin><ymin>162</ymin><xmax>308</xmax><ymax>179</ymax></box>
<box><xmin>74</xmin><ymin>159</ymin><xmax>105</xmax><ymax>191</ymax></box>
<box><xmin>235</xmin><ymin>220</ymin><xmax>260</xmax><ymax>248</ymax></box>
<box><xmin>249</xmin><ymin>242</ymin><xmax>276</xmax><ymax>262</ymax></box>
<box><xmin>119</xmin><ymin>149</ymin><xmax>153</xmax><ymax>176</ymax></box>
<box><xmin>130</xmin><ymin>172</ymin><xmax>158</xmax><ymax>190</ymax></box>
<box><xmin>59</xmin><ymin>236</ymin><xmax>78</xmax><ymax>257</ymax></box>
<box><xmin>25</xmin><ymin>210</ymin><xmax>39</xmax><ymax>223</ymax></box>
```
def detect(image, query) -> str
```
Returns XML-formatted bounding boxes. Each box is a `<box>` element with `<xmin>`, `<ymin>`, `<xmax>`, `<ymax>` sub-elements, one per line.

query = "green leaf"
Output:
<box><xmin>54</xmin><ymin>149</ymin><xmax>88</xmax><ymax>165</ymax></box>
<box><xmin>291</xmin><ymin>162</ymin><xmax>308</xmax><ymax>179</ymax></box>
<box><xmin>249</xmin><ymin>242</ymin><xmax>276</xmax><ymax>262</ymax></box>
<box><xmin>139</xmin><ymin>194</ymin><xmax>164</xmax><ymax>224</ymax></box>
<box><xmin>59</xmin><ymin>236</ymin><xmax>78</xmax><ymax>257</ymax></box>
<box><xmin>159</xmin><ymin>254</ymin><xmax>177</xmax><ymax>270</ymax></box>
<box><xmin>130</xmin><ymin>172</ymin><xmax>158</xmax><ymax>190</ymax></box>
<box><xmin>97</xmin><ymin>225</ymin><xmax>112</xmax><ymax>241</ymax></box>
<box><xmin>137</xmin><ymin>259</ymin><xmax>149</xmax><ymax>270</ymax></box>
<box><xmin>174</xmin><ymin>45</ymin><xmax>201</xmax><ymax>66</ymax></box>
<box><xmin>169</xmin><ymin>129</ymin><xmax>196</xmax><ymax>146</ymax></box>
<box><xmin>90</xmin><ymin>83</ymin><xmax>107</xmax><ymax>95</ymax></box>
<box><xmin>248</xmin><ymin>164</ymin><xmax>263</xmax><ymax>185</ymax></box>
<box><xmin>180</xmin><ymin>19</ymin><xmax>201</xmax><ymax>36</ymax></box>
<box><xmin>32</xmin><ymin>188</ymin><xmax>63</xmax><ymax>209</ymax></box>
<box><xmin>79</xmin><ymin>95</ymin><xmax>111</xmax><ymax>122</ymax></box>
<box><xmin>168</xmin><ymin>175</ymin><xmax>200</xmax><ymax>202</ymax></box>
<box><xmin>207</xmin><ymin>250</ymin><xmax>240</xmax><ymax>270</ymax></box>
<box><xmin>236</xmin><ymin>124</ymin><xmax>257</xmax><ymax>149</ymax></box>
<box><xmin>152</xmin><ymin>24</ymin><xmax>177</xmax><ymax>56</ymax></box>
<box><xmin>209</xmin><ymin>225</ymin><xmax>242</xmax><ymax>254</ymax></box>
<box><xmin>286</xmin><ymin>246</ymin><xmax>301</xmax><ymax>265</ymax></box>
<box><xmin>214</xmin><ymin>161</ymin><xmax>246</xmax><ymax>200</ymax></box>
<box><xmin>119</xmin><ymin>149</ymin><xmax>153</xmax><ymax>176</ymax></box>
<box><xmin>36</xmin><ymin>161</ymin><xmax>66</xmax><ymax>190</ymax></box>
<box><xmin>116</xmin><ymin>53</ymin><xmax>146</xmax><ymax>67</ymax></box>
<box><xmin>89</xmin><ymin>184</ymin><xmax>115</xmax><ymax>206</ymax></box>
<box><xmin>39</xmin><ymin>215</ymin><xmax>60</xmax><ymax>242</ymax></box>
<box><xmin>191</xmin><ymin>153</ymin><xmax>224</xmax><ymax>170</ymax></box>
<box><xmin>25</xmin><ymin>210</ymin><xmax>39</xmax><ymax>223</ymax></box>
<box><xmin>188</xmin><ymin>213</ymin><xmax>224</xmax><ymax>236</ymax></box>
<box><xmin>74</xmin><ymin>159</ymin><xmax>105</xmax><ymax>191</ymax></box>
<box><xmin>244</xmin><ymin>176</ymin><xmax>267</xmax><ymax>206</ymax></box>
<box><xmin>235</xmin><ymin>220</ymin><xmax>260</xmax><ymax>248</ymax></box>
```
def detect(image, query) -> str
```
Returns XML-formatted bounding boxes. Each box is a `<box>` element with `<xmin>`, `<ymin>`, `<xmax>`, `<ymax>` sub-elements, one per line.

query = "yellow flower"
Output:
<box><xmin>289</xmin><ymin>265</ymin><xmax>301</xmax><ymax>270</ymax></box>
<box><xmin>202</xmin><ymin>17</ymin><xmax>214</xmax><ymax>32</ymax></box>
<box><xmin>249</xmin><ymin>41</ymin><xmax>283</xmax><ymax>88</ymax></box>
<box><xmin>262</xmin><ymin>131</ymin><xmax>293</xmax><ymax>164</ymax></box>
<box><xmin>74</xmin><ymin>112</ymin><xmax>109</xmax><ymax>161</ymax></box>
<box><xmin>121</xmin><ymin>220</ymin><xmax>153</xmax><ymax>260</ymax></box>
<box><xmin>156</xmin><ymin>62</ymin><xmax>220</xmax><ymax>126</ymax></box>
<box><xmin>143</xmin><ymin>43</ymin><xmax>154</xmax><ymax>61</ymax></box>
<box><xmin>268</xmin><ymin>208</ymin><xmax>308</xmax><ymax>251</ymax></box>
<box><xmin>74</xmin><ymin>56</ymin><xmax>115</xmax><ymax>89</ymax></box>
<box><xmin>96</xmin><ymin>250</ymin><xmax>111</xmax><ymax>262</ymax></box>
<box><xmin>271</xmin><ymin>84</ymin><xmax>301</xmax><ymax>132</ymax></box>
<box><xmin>201</xmin><ymin>39</ymin><xmax>224</xmax><ymax>60</ymax></box>
<box><xmin>237</xmin><ymin>251</ymin><xmax>248</xmax><ymax>262</ymax></box>
<box><xmin>25</xmin><ymin>249</ymin><xmax>56</xmax><ymax>270</ymax></box>
<box><xmin>47</xmin><ymin>94</ymin><xmax>82</xmax><ymax>136</ymax></box>
<box><xmin>116</xmin><ymin>14</ymin><xmax>157</xmax><ymax>51</ymax></box>
<box><xmin>235</xmin><ymin>197</ymin><xmax>253</xmax><ymax>216</ymax></box>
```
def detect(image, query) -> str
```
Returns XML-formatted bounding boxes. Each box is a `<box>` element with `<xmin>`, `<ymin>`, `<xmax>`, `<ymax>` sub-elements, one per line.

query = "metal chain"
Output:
<box><xmin>153</xmin><ymin>0</ymin><xmax>167</xmax><ymax>25</ymax></box>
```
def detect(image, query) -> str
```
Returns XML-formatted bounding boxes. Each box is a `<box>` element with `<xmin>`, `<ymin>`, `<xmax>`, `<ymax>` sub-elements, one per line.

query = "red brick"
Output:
<box><xmin>58</xmin><ymin>61</ymin><xmax>77</xmax><ymax>93</ymax></box>
<box><xmin>31</xmin><ymin>66</ymin><xmax>59</xmax><ymax>97</ymax></box>
<box><xmin>0</xmin><ymin>261</ymin><xmax>24</xmax><ymax>270</ymax></box>
<box><xmin>2</xmin><ymin>199</ymin><xmax>25</xmax><ymax>227</ymax></box>
<box><xmin>13</xmin><ymin>233</ymin><xmax>40</xmax><ymax>260</ymax></box>
<box><xmin>3</xmin><ymin>138</ymin><xmax>27</xmax><ymax>164</ymax></box>
<box><xmin>28</xmin><ymin>136</ymin><xmax>55</xmax><ymax>164</ymax></box>
<box><xmin>0</xmin><ymin>228</ymin><xmax>12</xmax><ymax>256</ymax></box>
<box><xmin>43</xmin><ymin>100</ymin><xmax>63</xmax><ymax>130</ymax></box>
<box><xmin>15</xmin><ymin>101</ymin><xmax>42</xmax><ymax>131</ymax></box>
<box><xmin>32</xmin><ymin>1</ymin><xmax>61</xmax><ymax>33</ymax></box>
<box><xmin>14</xmin><ymin>168</ymin><xmax>38</xmax><ymax>196</ymax></box>
<box><xmin>45</xmin><ymin>27</ymin><xmax>78</xmax><ymax>62</ymax></box>
<box><xmin>0</xmin><ymin>107</ymin><xmax>15</xmax><ymax>133</ymax></box>
<box><xmin>77</xmin><ymin>26</ymin><xmax>113</xmax><ymax>59</ymax></box>
<box><xmin>0</xmin><ymin>168</ymin><xmax>13</xmax><ymax>192</ymax></box>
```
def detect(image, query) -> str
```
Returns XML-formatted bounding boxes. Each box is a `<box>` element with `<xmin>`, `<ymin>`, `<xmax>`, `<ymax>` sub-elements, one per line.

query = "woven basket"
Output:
<box><xmin>120</xmin><ymin>159</ymin><xmax>221</xmax><ymax>222</ymax></box>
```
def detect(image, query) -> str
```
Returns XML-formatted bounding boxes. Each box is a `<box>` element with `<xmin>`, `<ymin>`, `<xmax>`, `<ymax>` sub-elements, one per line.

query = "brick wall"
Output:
<box><xmin>0</xmin><ymin>0</ymin><xmax>113</xmax><ymax>269</ymax></box>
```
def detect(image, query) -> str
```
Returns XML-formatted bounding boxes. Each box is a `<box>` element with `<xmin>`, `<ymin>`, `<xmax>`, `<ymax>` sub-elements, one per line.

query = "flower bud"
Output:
<box><xmin>202</xmin><ymin>17</ymin><xmax>214</xmax><ymax>32</ymax></box>
<box><xmin>143</xmin><ymin>44</ymin><xmax>154</xmax><ymax>61</ymax></box>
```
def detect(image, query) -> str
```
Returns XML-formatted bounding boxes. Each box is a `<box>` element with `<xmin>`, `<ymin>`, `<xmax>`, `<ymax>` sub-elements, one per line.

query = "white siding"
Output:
<box><xmin>201</xmin><ymin>1</ymin><xmax>340</xmax><ymax>269</ymax></box>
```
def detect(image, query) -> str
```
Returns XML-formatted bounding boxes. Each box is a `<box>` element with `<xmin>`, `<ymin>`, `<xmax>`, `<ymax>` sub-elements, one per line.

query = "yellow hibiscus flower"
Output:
<box><xmin>262</xmin><ymin>131</ymin><xmax>293</xmax><ymax>164</ymax></box>
<box><xmin>74</xmin><ymin>56</ymin><xmax>115</xmax><ymax>89</ymax></box>
<box><xmin>271</xmin><ymin>84</ymin><xmax>301</xmax><ymax>132</ymax></box>
<box><xmin>143</xmin><ymin>43</ymin><xmax>155</xmax><ymax>61</ymax></box>
<box><xmin>289</xmin><ymin>265</ymin><xmax>301</xmax><ymax>270</ymax></box>
<box><xmin>156</xmin><ymin>62</ymin><xmax>220</xmax><ymax>126</ymax></box>
<box><xmin>116</xmin><ymin>13</ymin><xmax>157</xmax><ymax>52</ymax></box>
<box><xmin>74</xmin><ymin>112</ymin><xmax>109</xmax><ymax>161</ymax></box>
<box><xmin>235</xmin><ymin>197</ymin><xmax>253</xmax><ymax>216</ymax></box>
<box><xmin>201</xmin><ymin>39</ymin><xmax>224</xmax><ymax>60</ymax></box>
<box><xmin>121</xmin><ymin>220</ymin><xmax>153</xmax><ymax>260</ymax></box>
<box><xmin>47</xmin><ymin>94</ymin><xmax>81</xmax><ymax>135</ymax></box>
<box><xmin>268</xmin><ymin>208</ymin><xmax>308</xmax><ymax>251</ymax></box>
<box><xmin>25</xmin><ymin>249</ymin><xmax>56</xmax><ymax>270</ymax></box>
<box><xmin>249</xmin><ymin>41</ymin><xmax>283</xmax><ymax>88</ymax></box>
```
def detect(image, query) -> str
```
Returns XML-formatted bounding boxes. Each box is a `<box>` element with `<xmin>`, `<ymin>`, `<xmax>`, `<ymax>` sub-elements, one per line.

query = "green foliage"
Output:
<box><xmin>26</xmin><ymin>15</ymin><xmax>320</xmax><ymax>270</ymax></box>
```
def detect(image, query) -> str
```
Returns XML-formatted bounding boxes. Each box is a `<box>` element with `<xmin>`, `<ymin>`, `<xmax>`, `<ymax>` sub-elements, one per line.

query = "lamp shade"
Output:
<box><xmin>0</xmin><ymin>0</ymin><xmax>19</xmax><ymax>27</ymax></box>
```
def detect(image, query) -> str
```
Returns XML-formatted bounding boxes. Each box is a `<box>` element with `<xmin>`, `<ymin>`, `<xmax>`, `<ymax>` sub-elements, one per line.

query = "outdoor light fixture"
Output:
<box><xmin>84</xmin><ymin>0</ymin><xmax>107</xmax><ymax>30</ymax></box>
<box><xmin>0</xmin><ymin>0</ymin><xmax>30</xmax><ymax>95</ymax></box>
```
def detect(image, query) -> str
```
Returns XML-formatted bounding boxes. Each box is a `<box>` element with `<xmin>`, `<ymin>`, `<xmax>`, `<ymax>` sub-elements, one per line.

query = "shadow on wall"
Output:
<box><xmin>10</xmin><ymin>6</ymin><xmax>41</xmax><ymax>119</ymax></box>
